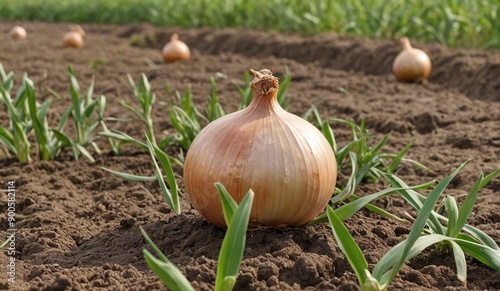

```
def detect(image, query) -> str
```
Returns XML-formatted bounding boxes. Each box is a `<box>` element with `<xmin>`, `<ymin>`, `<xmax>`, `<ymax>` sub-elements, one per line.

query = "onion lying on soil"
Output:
<box><xmin>161</xmin><ymin>33</ymin><xmax>190</xmax><ymax>63</ymax></box>
<box><xmin>184</xmin><ymin>69</ymin><xmax>337</xmax><ymax>228</ymax></box>
<box><xmin>393</xmin><ymin>37</ymin><xmax>432</xmax><ymax>82</ymax></box>
<box><xmin>9</xmin><ymin>26</ymin><xmax>27</xmax><ymax>40</ymax></box>
<box><xmin>63</xmin><ymin>25</ymin><xmax>85</xmax><ymax>48</ymax></box>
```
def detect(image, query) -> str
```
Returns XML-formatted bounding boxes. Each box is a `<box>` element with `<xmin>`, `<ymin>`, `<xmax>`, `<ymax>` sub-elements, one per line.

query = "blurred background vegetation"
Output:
<box><xmin>1</xmin><ymin>0</ymin><xmax>499</xmax><ymax>49</ymax></box>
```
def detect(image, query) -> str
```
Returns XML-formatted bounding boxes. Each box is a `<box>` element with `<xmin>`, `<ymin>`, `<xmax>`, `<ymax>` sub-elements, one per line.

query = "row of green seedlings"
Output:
<box><xmin>101</xmin><ymin>71</ymin><xmax>500</xmax><ymax>289</ymax></box>
<box><xmin>0</xmin><ymin>64</ymin><xmax>116</xmax><ymax>163</ymax></box>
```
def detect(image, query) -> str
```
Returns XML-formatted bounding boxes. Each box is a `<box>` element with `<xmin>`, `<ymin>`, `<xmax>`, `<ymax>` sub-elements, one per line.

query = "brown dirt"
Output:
<box><xmin>0</xmin><ymin>21</ymin><xmax>499</xmax><ymax>290</ymax></box>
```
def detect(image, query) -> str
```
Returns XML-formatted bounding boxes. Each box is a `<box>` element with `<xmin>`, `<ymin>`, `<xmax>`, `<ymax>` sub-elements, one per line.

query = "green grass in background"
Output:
<box><xmin>0</xmin><ymin>0</ymin><xmax>499</xmax><ymax>49</ymax></box>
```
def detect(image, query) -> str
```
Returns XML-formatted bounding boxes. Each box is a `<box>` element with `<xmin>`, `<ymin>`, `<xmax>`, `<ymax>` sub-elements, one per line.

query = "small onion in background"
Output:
<box><xmin>9</xmin><ymin>26</ymin><xmax>27</xmax><ymax>40</ymax></box>
<box><xmin>161</xmin><ymin>33</ymin><xmax>190</xmax><ymax>63</ymax></box>
<box><xmin>63</xmin><ymin>25</ymin><xmax>85</xmax><ymax>48</ymax></box>
<box><xmin>184</xmin><ymin>69</ymin><xmax>337</xmax><ymax>229</ymax></box>
<box><xmin>393</xmin><ymin>37</ymin><xmax>432</xmax><ymax>82</ymax></box>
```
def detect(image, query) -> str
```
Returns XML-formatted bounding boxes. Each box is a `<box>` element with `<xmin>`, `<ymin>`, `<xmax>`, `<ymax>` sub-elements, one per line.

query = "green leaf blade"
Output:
<box><xmin>141</xmin><ymin>228</ymin><xmax>195</xmax><ymax>291</ymax></box>
<box><xmin>145</xmin><ymin>134</ymin><xmax>180</xmax><ymax>214</ymax></box>
<box><xmin>326</xmin><ymin>206</ymin><xmax>369</xmax><ymax>286</ymax></box>
<box><xmin>215</xmin><ymin>189</ymin><xmax>254</xmax><ymax>291</ymax></box>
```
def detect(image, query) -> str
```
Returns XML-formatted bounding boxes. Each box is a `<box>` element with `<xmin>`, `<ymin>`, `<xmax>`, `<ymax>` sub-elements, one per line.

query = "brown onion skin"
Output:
<box><xmin>63</xmin><ymin>31</ymin><xmax>84</xmax><ymax>48</ymax></box>
<box><xmin>162</xmin><ymin>34</ymin><xmax>190</xmax><ymax>63</ymax></box>
<box><xmin>63</xmin><ymin>26</ymin><xmax>85</xmax><ymax>49</ymax></box>
<box><xmin>10</xmin><ymin>26</ymin><xmax>27</xmax><ymax>40</ymax></box>
<box><xmin>393</xmin><ymin>37</ymin><xmax>431</xmax><ymax>82</ymax></box>
<box><xmin>184</xmin><ymin>69</ymin><xmax>337</xmax><ymax>229</ymax></box>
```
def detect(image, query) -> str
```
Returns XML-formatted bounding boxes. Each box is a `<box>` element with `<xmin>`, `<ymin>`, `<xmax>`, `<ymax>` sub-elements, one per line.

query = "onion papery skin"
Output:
<box><xmin>393</xmin><ymin>37</ymin><xmax>432</xmax><ymax>82</ymax></box>
<box><xmin>184</xmin><ymin>70</ymin><xmax>337</xmax><ymax>229</ymax></box>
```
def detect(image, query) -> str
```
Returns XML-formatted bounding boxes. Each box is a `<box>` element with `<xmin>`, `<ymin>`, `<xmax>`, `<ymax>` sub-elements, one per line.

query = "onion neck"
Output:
<box><xmin>247</xmin><ymin>69</ymin><xmax>282</xmax><ymax>115</ymax></box>
<box><xmin>400</xmin><ymin>37</ymin><xmax>413</xmax><ymax>50</ymax></box>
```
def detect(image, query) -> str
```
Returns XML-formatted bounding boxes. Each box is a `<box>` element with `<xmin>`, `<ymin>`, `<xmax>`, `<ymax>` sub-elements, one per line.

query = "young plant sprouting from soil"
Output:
<box><xmin>307</xmin><ymin>157</ymin><xmax>435</xmax><ymax>226</ymax></box>
<box><xmin>164</xmin><ymin>85</ymin><xmax>204</xmax><ymax>151</ymax></box>
<box><xmin>381</xmin><ymin>164</ymin><xmax>500</xmax><ymax>282</ymax></box>
<box><xmin>305</xmin><ymin>106</ymin><xmax>430</xmax><ymax>188</ymax></box>
<box><xmin>0</xmin><ymin>65</ymin><xmax>32</xmax><ymax>163</ymax></box>
<box><xmin>99</xmin><ymin>73</ymin><xmax>183</xmax><ymax>157</ymax></box>
<box><xmin>100</xmin><ymin>73</ymin><xmax>167</xmax><ymax>155</ymax></box>
<box><xmin>141</xmin><ymin>183</ymin><xmax>254</xmax><ymax>291</ymax></box>
<box><xmin>26</xmin><ymin>77</ymin><xmax>65</xmax><ymax>161</ymax></box>
<box><xmin>109</xmin><ymin>73</ymin><xmax>157</xmax><ymax>147</ymax></box>
<box><xmin>327</xmin><ymin>161</ymin><xmax>471</xmax><ymax>290</ymax></box>
<box><xmin>49</xmin><ymin>66</ymin><xmax>113</xmax><ymax>161</ymax></box>
<box><xmin>102</xmin><ymin>134</ymin><xmax>180</xmax><ymax>213</ymax></box>
<box><xmin>306</xmin><ymin>106</ymin><xmax>432</xmax><ymax>224</ymax></box>
<box><xmin>205</xmin><ymin>77</ymin><xmax>226</xmax><ymax>122</ymax></box>
<box><xmin>145</xmin><ymin>134</ymin><xmax>180</xmax><ymax>214</ymax></box>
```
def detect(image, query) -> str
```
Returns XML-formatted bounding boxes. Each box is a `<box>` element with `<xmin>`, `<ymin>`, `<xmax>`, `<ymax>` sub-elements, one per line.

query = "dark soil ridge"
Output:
<box><xmin>115</xmin><ymin>23</ymin><xmax>500</xmax><ymax>102</ymax></box>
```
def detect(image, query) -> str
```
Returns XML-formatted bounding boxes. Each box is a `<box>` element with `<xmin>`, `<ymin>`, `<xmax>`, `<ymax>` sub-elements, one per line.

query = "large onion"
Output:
<box><xmin>392</xmin><ymin>37</ymin><xmax>432</xmax><ymax>82</ymax></box>
<box><xmin>184</xmin><ymin>69</ymin><xmax>337</xmax><ymax>228</ymax></box>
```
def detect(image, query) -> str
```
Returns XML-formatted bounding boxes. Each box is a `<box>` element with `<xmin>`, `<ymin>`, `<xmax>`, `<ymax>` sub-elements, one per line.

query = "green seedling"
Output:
<box><xmin>305</xmin><ymin>106</ymin><xmax>430</xmax><ymax>188</ymax></box>
<box><xmin>145</xmin><ymin>134</ymin><xmax>180</xmax><ymax>214</ymax></box>
<box><xmin>49</xmin><ymin>66</ymin><xmax>112</xmax><ymax>161</ymax></box>
<box><xmin>0</xmin><ymin>64</ymin><xmax>15</xmax><ymax>94</ymax></box>
<box><xmin>26</xmin><ymin>77</ymin><xmax>63</xmax><ymax>161</ymax></box>
<box><xmin>141</xmin><ymin>183</ymin><xmax>254</xmax><ymax>291</ymax></box>
<box><xmin>0</xmin><ymin>68</ymin><xmax>32</xmax><ymax>163</ymax></box>
<box><xmin>308</xmin><ymin>158</ymin><xmax>436</xmax><ymax>225</ymax></box>
<box><xmin>141</xmin><ymin>227</ymin><xmax>194</xmax><ymax>291</ymax></box>
<box><xmin>102</xmin><ymin>133</ymin><xmax>180</xmax><ymax>213</ymax></box>
<box><xmin>165</xmin><ymin>85</ymin><xmax>204</xmax><ymax>151</ymax></box>
<box><xmin>100</xmin><ymin>73</ymin><xmax>158</xmax><ymax>154</ymax></box>
<box><xmin>382</xmin><ymin>164</ymin><xmax>500</xmax><ymax>282</ymax></box>
<box><xmin>234</xmin><ymin>70</ymin><xmax>252</xmax><ymax>111</ymax></box>
<box><xmin>122</xmin><ymin>73</ymin><xmax>157</xmax><ymax>144</ymax></box>
<box><xmin>327</xmin><ymin>161</ymin><xmax>470</xmax><ymax>290</ymax></box>
<box><xmin>305</xmin><ymin>106</ymin><xmax>431</xmax><ymax>224</ymax></box>
<box><xmin>205</xmin><ymin>77</ymin><xmax>225</xmax><ymax>122</ymax></box>
<box><xmin>100</xmin><ymin>129</ymin><xmax>148</xmax><ymax>153</ymax></box>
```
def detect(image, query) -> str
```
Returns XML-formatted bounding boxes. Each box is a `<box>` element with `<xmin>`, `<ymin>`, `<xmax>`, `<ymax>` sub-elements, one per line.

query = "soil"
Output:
<box><xmin>0</xmin><ymin>21</ymin><xmax>499</xmax><ymax>290</ymax></box>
